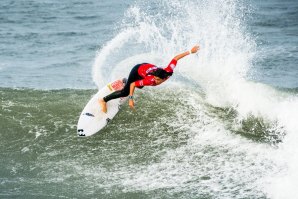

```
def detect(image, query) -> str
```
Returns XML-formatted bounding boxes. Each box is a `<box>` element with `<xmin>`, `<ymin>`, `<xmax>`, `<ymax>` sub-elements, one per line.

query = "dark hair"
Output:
<box><xmin>150</xmin><ymin>68</ymin><xmax>173</xmax><ymax>79</ymax></box>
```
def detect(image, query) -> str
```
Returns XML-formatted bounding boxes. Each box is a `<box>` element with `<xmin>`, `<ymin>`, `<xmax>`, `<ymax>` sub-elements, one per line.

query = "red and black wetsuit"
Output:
<box><xmin>103</xmin><ymin>59</ymin><xmax>177</xmax><ymax>102</ymax></box>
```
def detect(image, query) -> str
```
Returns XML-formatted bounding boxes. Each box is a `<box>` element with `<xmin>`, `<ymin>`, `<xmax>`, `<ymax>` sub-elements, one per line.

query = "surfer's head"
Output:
<box><xmin>151</xmin><ymin>68</ymin><xmax>172</xmax><ymax>85</ymax></box>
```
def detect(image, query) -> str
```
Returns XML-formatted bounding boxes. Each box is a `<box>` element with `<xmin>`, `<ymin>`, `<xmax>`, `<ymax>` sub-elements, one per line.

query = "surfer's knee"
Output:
<box><xmin>123</xmin><ymin>92</ymin><xmax>130</xmax><ymax>97</ymax></box>
<box><xmin>122</xmin><ymin>89</ymin><xmax>130</xmax><ymax>97</ymax></box>
<box><xmin>103</xmin><ymin>97</ymin><xmax>108</xmax><ymax>102</ymax></box>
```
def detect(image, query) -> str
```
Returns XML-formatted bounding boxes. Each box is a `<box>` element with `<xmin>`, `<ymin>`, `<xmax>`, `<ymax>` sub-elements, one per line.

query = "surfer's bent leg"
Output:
<box><xmin>103</xmin><ymin>64</ymin><xmax>143</xmax><ymax>102</ymax></box>
<box><xmin>103</xmin><ymin>89</ymin><xmax>128</xmax><ymax>102</ymax></box>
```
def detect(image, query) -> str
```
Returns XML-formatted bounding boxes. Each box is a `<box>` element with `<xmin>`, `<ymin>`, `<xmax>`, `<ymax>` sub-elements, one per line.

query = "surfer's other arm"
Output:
<box><xmin>173</xmin><ymin>45</ymin><xmax>200</xmax><ymax>61</ymax></box>
<box><xmin>128</xmin><ymin>82</ymin><xmax>136</xmax><ymax>110</ymax></box>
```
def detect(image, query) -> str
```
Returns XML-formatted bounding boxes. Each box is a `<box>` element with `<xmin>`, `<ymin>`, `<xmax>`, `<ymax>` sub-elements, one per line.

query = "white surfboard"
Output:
<box><xmin>77</xmin><ymin>78</ymin><xmax>127</xmax><ymax>137</ymax></box>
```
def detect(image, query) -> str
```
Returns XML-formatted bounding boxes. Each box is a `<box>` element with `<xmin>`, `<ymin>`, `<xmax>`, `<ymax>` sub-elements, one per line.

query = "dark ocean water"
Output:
<box><xmin>1</xmin><ymin>0</ymin><xmax>298</xmax><ymax>198</ymax></box>
<box><xmin>250</xmin><ymin>0</ymin><xmax>298</xmax><ymax>88</ymax></box>
<box><xmin>0</xmin><ymin>0</ymin><xmax>130</xmax><ymax>89</ymax></box>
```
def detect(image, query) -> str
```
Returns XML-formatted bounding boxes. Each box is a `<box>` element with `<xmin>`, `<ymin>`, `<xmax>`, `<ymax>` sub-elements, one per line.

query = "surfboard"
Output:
<box><xmin>77</xmin><ymin>78</ymin><xmax>127</xmax><ymax>137</ymax></box>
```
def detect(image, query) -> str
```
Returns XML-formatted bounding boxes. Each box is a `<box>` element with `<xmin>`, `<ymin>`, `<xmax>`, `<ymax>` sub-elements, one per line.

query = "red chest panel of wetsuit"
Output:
<box><xmin>135</xmin><ymin>59</ymin><xmax>177</xmax><ymax>87</ymax></box>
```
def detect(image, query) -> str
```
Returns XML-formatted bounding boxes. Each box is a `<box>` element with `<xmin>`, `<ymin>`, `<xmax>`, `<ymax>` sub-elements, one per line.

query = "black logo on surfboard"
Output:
<box><xmin>83</xmin><ymin>113</ymin><xmax>94</xmax><ymax>117</ymax></box>
<box><xmin>77</xmin><ymin>129</ymin><xmax>85</xmax><ymax>136</ymax></box>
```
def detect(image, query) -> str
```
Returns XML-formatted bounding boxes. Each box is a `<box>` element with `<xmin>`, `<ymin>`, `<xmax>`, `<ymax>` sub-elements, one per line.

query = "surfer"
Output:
<box><xmin>99</xmin><ymin>45</ymin><xmax>200</xmax><ymax>113</ymax></box>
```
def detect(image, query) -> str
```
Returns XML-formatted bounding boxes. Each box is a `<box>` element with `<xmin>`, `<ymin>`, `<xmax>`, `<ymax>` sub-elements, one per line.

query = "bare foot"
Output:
<box><xmin>99</xmin><ymin>99</ymin><xmax>107</xmax><ymax>113</ymax></box>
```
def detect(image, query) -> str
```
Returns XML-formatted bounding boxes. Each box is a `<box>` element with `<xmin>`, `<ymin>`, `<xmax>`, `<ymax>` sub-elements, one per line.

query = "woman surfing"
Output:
<box><xmin>99</xmin><ymin>45</ymin><xmax>200</xmax><ymax>113</ymax></box>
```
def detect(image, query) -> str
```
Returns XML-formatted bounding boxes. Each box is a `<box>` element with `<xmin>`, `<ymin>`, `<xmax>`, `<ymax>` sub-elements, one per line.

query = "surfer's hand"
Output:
<box><xmin>191</xmin><ymin>45</ymin><xmax>200</xmax><ymax>53</ymax></box>
<box><xmin>129</xmin><ymin>99</ymin><xmax>135</xmax><ymax>110</ymax></box>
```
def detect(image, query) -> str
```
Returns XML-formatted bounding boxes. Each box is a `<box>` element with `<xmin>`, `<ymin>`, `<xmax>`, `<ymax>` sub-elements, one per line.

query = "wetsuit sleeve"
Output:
<box><xmin>135</xmin><ymin>76</ymin><xmax>156</xmax><ymax>87</ymax></box>
<box><xmin>163</xmin><ymin>59</ymin><xmax>177</xmax><ymax>73</ymax></box>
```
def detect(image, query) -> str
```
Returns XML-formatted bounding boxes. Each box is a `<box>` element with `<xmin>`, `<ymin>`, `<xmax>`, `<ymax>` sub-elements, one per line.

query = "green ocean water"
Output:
<box><xmin>0</xmin><ymin>87</ymin><xmax>192</xmax><ymax>198</ymax></box>
<box><xmin>0</xmin><ymin>87</ymin><xmax>286</xmax><ymax>198</ymax></box>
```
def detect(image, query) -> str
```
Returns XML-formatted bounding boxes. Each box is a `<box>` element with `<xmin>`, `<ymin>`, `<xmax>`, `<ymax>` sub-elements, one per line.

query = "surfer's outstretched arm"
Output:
<box><xmin>173</xmin><ymin>45</ymin><xmax>200</xmax><ymax>61</ymax></box>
